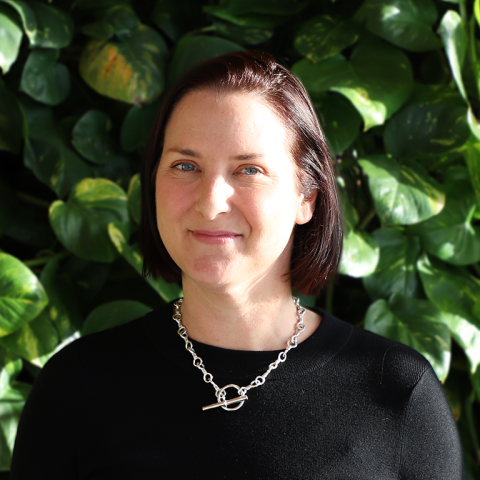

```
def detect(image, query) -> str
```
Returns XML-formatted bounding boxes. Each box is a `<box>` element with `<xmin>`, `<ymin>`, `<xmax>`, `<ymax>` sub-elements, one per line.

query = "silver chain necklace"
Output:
<box><xmin>172</xmin><ymin>297</ymin><xmax>306</xmax><ymax>412</ymax></box>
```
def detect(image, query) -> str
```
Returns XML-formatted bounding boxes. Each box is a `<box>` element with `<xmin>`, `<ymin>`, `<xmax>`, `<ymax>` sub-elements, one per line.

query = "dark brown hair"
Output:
<box><xmin>139</xmin><ymin>50</ymin><xmax>342</xmax><ymax>295</ymax></box>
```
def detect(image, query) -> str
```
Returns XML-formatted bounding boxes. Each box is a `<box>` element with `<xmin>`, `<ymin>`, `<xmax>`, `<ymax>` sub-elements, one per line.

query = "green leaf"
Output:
<box><xmin>203</xmin><ymin>5</ymin><xmax>285</xmax><ymax>28</ymax></box>
<box><xmin>338</xmin><ymin>192</ymin><xmax>379</xmax><ymax>277</ymax></box>
<box><xmin>127</xmin><ymin>173</ymin><xmax>141</xmax><ymax>224</ymax></box>
<box><xmin>384</xmin><ymin>103</ymin><xmax>470</xmax><ymax>159</ymax></box>
<box><xmin>100</xmin><ymin>4</ymin><xmax>140</xmax><ymax>41</ymax></box>
<box><xmin>292</xmin><ymin>40</ymin><xmax>413</xmax><ymax>129</ymax></box>
<box><xmin>49</xmin><ymin>178</ymin><xmax>131</xmax><ymax>263</ymax></box>
<box><xmin>40</xmin><ymin>253</ymin><xmax>82</xmax><ymax>340</ymax></box>
<box><xmin>108</xmin><ymin>222</ymin><xmax>182</xmax><ymax>302</ymax></box>
<box><xmin>0</xmin><ymin>0</ymin><xmax>73</xmax><ymax>49</ymax></box>
<box><xmin>80</xmin><ymin>18</ymin><xmax>114</xmax><ymax>39</ymax></box>
<box><xmin>82</xmin><ymin>300</ymin><xmax>151</xmax><ymax>335</ymax></box>
<box><xmin>72</xmin><ymin>110</ymin><xmax>116</xmax><ymax>164</ymax></box>
<box><xmin>365</xmin><ymin>293</ymin><xmax>451</xmax><ymax>381</ymax></box>
<box><xmin>417</xmin><ymin>254</ymin><xmax>480</xmax><ymax>372</ymax></box>
<box><xmin>467</xmin><ymin>107</ymin><xmax>480</xmax><ymax>142</ymax></box>
<box><xmin>294</xmin><ymin>15</ymin><xmax>360</xmax><ymax>63</ymax></box>
<box><xmin>20</xmin><ymin>49</ymin><xmax>70</xmax><ymax>106</ymax></box>
<box><xmin>20</xmin><ymin>97</ymin><xmax>91</xmax><ymax>198</ymax></box>
<box><xmin>120</xmin><ymin>99</ymin><xmax>161</xmax><ymax>152</ymax></box>
<box><xmin>313</xmin><ymin>92</ymin><xmax>361</xmax><ymax>155</ymax></box>
<box><xmin>212</xmin><ymin>20</ymin><xmax>273</xmax><ymax>46</ymax></box>
<box><xmin>365</xmin><ymin>0</ymin><xmax>442</xmax><ymax>52</ymax></box>
<box><xmin>0</xmin><ymin>309</ymin><xmax>59</xmax><ymax>367</ymax></box>
<box><xmin>167</xmin><ymin>35</ymin><xmax>244</xmax><ymax>87</ymax></box>
<box><xmin>0</xmin><ymin>84</ymin><xmax>22</xmax><ymax>154</ymax></box>
<box><xmin>0</xmin><ymin>253</ymin><xmax>48</xmax><ymax>337</ymax></box>
<box><xmin>464</xmin><ymin>138</ymin><xmax>480</xmax><ymax>201</ymax></box>
<box><xmin>0</xmin><ymin>3</ymin><xmax>22</xmax><ymax>74</ymax></box>
<box><xmin>0</xmin><ymin>381</ymin><xmax>31</xmax><ymax>471</ymax></box>
<box><xmin>408</xmin><ymin>167</ymin><xmax>480</xmax><ymax>265</ymax></box>
<box><xmin>152</xmin><ymin>0</ymin><xmax>203</xmax><ymax>42</ymax></box>
<box><xmin>79</xmin><ymin>24</ymin><xmax>168</xmax><ymax>105</ymax></box>
<box><xmin>363</xmin><ymin>228</ymin><xmax>421</xmax><ymax>301</ymax></box>
<box><xmin>91</xmin><ymin>154</ymin><xmax>132</xmax><ymax>187</ymax></box>
<box><xmin>358</xmin><ymin>155</ymin><xmax>445</xmax><ymax>225</ymax></box>
<box><xmin>76</xmin><ymin>0</ymin><xmax>129</xmax><ymax>7</ymax></box>
<box><xmin>225</xmin><ymin>0</ymin><xmax>308</xmax><ymax>15</ymax></box>
<box><xmin>0</xmin><ymin>347</ymin><xmax>21</xmax><ymax>395</ymax></box>
<box><xmin>439</xmin><ymin>10</ymin><xmax>468</xmax><ymax>101</ymax></box>
<box><xmin>476</xmin><ymin>0</ymin><xmax>480</xmax><ymax>28</ymax></box>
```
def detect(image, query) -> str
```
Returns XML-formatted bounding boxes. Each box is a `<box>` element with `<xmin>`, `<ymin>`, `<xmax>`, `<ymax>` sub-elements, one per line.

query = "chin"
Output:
<box><xmin>184</xmin><ymin>257</ymin><xmax>238</xmax><ymax>287</ymax></box>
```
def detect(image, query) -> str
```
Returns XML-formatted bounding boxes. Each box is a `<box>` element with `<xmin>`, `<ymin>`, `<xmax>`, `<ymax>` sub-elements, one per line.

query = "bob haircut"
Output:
<box><xmin>140</xmin><ymin>50</ymin><xmax>342</xmax><ymax>296</ymax></box>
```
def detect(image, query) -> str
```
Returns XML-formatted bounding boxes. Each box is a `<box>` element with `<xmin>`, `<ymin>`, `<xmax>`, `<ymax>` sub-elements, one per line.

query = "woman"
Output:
<box><xmin>11</xmin><ymin>51</ymin><xmax>463</xmax><ymax>479</ymax></box>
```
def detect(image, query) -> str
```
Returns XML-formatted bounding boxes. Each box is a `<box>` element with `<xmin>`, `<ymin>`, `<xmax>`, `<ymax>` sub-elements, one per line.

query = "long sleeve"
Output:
<box><xmin>10</xmin><ymin>346</ymin><xmax>83</xmax><ymax>479</ymax></box>
<box><xmin>398</xmin><ymin>366</ymin><xmax>464</xmax><ymax>479</ymax></box>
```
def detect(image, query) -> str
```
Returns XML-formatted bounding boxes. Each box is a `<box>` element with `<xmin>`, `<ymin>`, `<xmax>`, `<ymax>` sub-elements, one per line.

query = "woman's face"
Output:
<box><xmin>155</xmin><ymin>90</ymin><xmax>316</xmax><ymax>292</ymax></box>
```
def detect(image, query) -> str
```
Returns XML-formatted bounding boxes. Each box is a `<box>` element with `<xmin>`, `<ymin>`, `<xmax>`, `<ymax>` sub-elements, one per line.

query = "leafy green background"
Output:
<box><xmin>1</xmin><ymin>0</ymin><xmax>480</xmax><ymax>475</ymax></box>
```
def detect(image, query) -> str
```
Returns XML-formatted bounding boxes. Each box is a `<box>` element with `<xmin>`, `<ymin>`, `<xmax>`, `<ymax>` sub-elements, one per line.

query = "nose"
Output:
<box><xmin>195</xmin><ymin>175</ymin><xmax>233</xmax><ymax>220</ymax></box>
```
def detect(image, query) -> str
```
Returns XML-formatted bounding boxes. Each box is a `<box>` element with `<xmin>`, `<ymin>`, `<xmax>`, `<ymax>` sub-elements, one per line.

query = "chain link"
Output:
<box><xmin>172</xmin><ymin>297</ymin><xmax>306</xmax><ymax>408</ymax></box>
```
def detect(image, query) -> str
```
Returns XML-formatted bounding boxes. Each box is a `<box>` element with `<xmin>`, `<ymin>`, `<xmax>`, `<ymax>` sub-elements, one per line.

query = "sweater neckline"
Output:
<box><xmin>144</xmin><ymin>300</ymin><xmax>353</xmax><ymax>382</ymax></box>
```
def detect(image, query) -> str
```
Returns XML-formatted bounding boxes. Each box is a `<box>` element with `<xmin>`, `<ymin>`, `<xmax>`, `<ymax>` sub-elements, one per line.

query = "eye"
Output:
<box><xmin>240</xmin><ymin>166</ymin><xmax>259</xmax><ymax>175</ymax></box>
<box><xmin>173</xmin><ymin>162</ymin><xmax>197</xmax><ymax>171</ymax></box>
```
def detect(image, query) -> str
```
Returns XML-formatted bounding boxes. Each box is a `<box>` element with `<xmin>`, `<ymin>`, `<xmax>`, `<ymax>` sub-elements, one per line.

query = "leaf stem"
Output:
<box><xmin>465</xmin><ymin>391</ymin><xmax>480</xmax><ymax>464</ymax></box>
<box><xmin>470</xmin><ymin>16</ymin><xmax>480</xmax><ymax>102</ymax></box>
<box><xmin>17</xmin><ymin>193</ymin><xmax>51</xmax><ymax>209</ymax></box>
<box><xmin>358</xmin><ymin>205</ymin><xmax>376</xmax><ymax>231</ymax></box>
<box><xmin>23</xmin><ymin>251</ymin><xmax>70</xmax><ymax>267</ymax></box>
<box><xmin>325</xmin><ymin>279</ymin><xmax>335</xmax><ymax>314</ymax></box>
<box><xmin>459</xmin><ymin>0</ymin><xmax>468</xmax><ymax>26</ymax></box>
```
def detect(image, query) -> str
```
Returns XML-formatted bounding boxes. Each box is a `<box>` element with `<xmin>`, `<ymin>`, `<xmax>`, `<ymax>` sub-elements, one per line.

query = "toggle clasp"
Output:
<box><xmin>202</xmin><ymin>384</ymin><xmax>248</xmax><ymax>411</ymax></box>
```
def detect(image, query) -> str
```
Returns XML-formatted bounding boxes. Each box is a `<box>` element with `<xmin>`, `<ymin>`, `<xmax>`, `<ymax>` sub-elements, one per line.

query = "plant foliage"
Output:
<box><xmin>0</xmin><ymin>0</ymin><xmax>480</xmax><ymax>474</ymax></box>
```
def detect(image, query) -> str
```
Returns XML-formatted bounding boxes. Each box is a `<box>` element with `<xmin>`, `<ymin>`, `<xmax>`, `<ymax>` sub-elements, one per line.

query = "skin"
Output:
<box><xmin>155</xmin><ymin>90</ymin><xmax>321</xmax><ymax>351</ymax></box>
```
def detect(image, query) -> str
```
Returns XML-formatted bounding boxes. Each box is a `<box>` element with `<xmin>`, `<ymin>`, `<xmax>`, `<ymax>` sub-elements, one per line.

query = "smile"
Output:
<box><xmin>190</xmin><ymin>230</ymin><xmax>242</xmax><ymax>245</ymax></box>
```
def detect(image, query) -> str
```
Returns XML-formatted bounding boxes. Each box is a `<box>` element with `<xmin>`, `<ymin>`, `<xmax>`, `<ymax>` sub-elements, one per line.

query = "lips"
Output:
<box><xmin>190</xmin><ymin>230</ymin><xmax>241</xmax><ymax>245</ymax></box>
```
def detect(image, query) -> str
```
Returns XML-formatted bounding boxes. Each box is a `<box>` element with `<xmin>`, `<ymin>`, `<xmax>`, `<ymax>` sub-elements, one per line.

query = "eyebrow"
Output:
<box><xmin>166</xmin><ymin>148</ymin><xmax>265</xmax><ymax>161</ymax></box>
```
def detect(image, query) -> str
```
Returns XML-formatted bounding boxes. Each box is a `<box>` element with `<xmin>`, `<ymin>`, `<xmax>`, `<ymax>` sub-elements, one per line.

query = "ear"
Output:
<box><xmin>295</xmin><ymin>190</ymin><xmax>317</xmax><ymax>225</ymax></box>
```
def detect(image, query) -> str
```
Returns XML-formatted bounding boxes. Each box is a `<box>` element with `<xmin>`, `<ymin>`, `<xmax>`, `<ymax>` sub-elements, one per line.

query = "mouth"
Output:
<box><xmin>190</xmin><ymin>230</ymin><xmax>241</xmax><ymax>245</ymax></box>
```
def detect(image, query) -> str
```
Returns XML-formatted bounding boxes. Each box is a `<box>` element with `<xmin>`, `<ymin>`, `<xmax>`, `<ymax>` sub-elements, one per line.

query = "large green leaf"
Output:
<box><xmin>0</xmin><ymin>309</ymin><xmax>59</xmax><ymax>367</ymax></box>
<box><xmin>20</xmin><ymin>49</ymin><xmax>70</xmax><ymax>106</ymax></box>
<box><xmin>0</xmin><ymin>3</ymin><xmax>22</xmax><ymax>74</ymax></box>
<box><xmin>464</xmin><ymin>138</ymin><xmax>480</xmax><ymax>201</ymax></box>
<box><xmin>363</xmin><ymin>228</ymin><xmax>421</xmax><ymax>301</ymax></box>
<box><xmin>292</xmin><ymin>40</ymin><xmax>413</xmax><ymax>129</ymax></box>
<box><xmin>152</xmin><ymin>0</ymin><xmax>203</xmax><ymax>42</ymax></box>
<box><xmin>127</xmin><ymin>173</ymin><xmax>141</xmax><ymax>224</ymax></box>
<box><xmin>40</xmin><ymin>254</ymin><xmax>82</xmax><ymax>340</ymax></box>
<box><xmin>72</xmin><ymin>110</ymin><xmax>116</xmax><ymax>164</ymax></box>
<box><xmin>82</xmin><ymin>300</ymin><xmax>151</xmax><ymax>335</ymax></box>
<box><xmin>358</xmin><ymin>155</ymin><xmax>445</xmax><ymax>225</ymax></box>
<box><xmin>365</xmin><ymin>293</ymin><xmax>451</xmax><ymax>381</ymax></box>
<box><xmin>0</xmin><ymin>0</ymin><xmax>73</xmax><ymax>48</ymax></box>
<box><xmin>384</xmin><ymin>103</ymin><xmax>470</xmax><ymax>159</ymax></box>
<box><xmin>365</xmin><ymin>0</ymin><xmax>442</xmax><ymax>52</ymax></box>
<box><xmin>20</xmin><ymin>97</ymin><xmax>91</xmax><ymax>198</ymax></box>
<box><xmin>120</xmin><ymin>99</ymin><xmax>161</xmax><ymax>152</ymax></box>
<box><xmin>167</xmin><ymin>35</ymin><xmax>243</xmax><ymax>86</ymax></box>
<box><xmin>408</xmin><ymin>167</ymin><xmax>480</xmax><ymax>265</ymax></box>
<box><xmin>108</xmin><ymin>222</ymin><xmax>182</xmax><ymax>302</ymax></box>
<box><xmin>203</xmin><ymin>5</ymin><xmax>286</xmax><ymax>28</ymax></box>
<box><xmin>313</xmin><ymin>92</ymin><xmax>361</xmax><ymax>155</ymax></box>
<box><xmin>49</xmin><ymin>178</ymin><xmax>131</xmax><ymax>263</ymax></box>
<box><xmin>0</xmin><ymin>84</ymin><xmax>22</xmax><ymax>154</ymax></box>
<box><xmin>0</xmin><ymin>380</ymin><xmax>30</xmax><ymax>471</ymax></box>
<box><xmin>0</xmin><ymin>253</ymin><xmax>48</xmax><ymax>337</ymax></box>
<box><xmin>294</xmin><ymin>15</ymin><xmax>360</xmax><ymax>63</ymax></box>
<box><xmin>417</xmin><ymin>254</ymin><xmax>480</xmax><ymax>372</ymax></box>
<box><xmin>79</xmin><ymin>24</ymin><xmax>168</xmax><ymax>105</ymax></box>
<box><xmin>338</xmin><ymin>192</ymin><xmax>379</xmax><ymax>277</ymax></box>
<box><xmin>439</xmin><ymin>10</ymin><xmax>467</xmax><ymax>102</ymax></box>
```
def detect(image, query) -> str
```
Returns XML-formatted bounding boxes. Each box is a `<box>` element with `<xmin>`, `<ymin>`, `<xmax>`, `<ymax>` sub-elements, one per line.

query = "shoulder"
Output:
<box><xmin>316</xmin><ymin>308</ymin><xmax>433</xmax><ymax>391</ymax></box>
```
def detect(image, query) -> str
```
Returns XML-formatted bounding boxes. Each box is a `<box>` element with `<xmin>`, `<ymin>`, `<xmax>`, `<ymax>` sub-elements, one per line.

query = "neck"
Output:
<box><xmin>179</xmin><ymin>278</ymin><xmax>319</xmax><ymax>351</ymax></box>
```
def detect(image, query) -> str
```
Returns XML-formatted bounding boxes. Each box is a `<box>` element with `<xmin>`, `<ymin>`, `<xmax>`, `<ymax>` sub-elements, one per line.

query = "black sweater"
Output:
<box><xmin>11</xmin><ymin>301</ymin><xmax>463</xmax><ymax>479</ymax></box>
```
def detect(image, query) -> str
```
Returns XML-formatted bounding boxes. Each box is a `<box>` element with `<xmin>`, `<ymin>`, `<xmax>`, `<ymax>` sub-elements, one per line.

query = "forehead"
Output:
<box><xmin>164</xmin><ymin>90</ymin><xmax>291</xmax><ymax>151</ymax></box>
